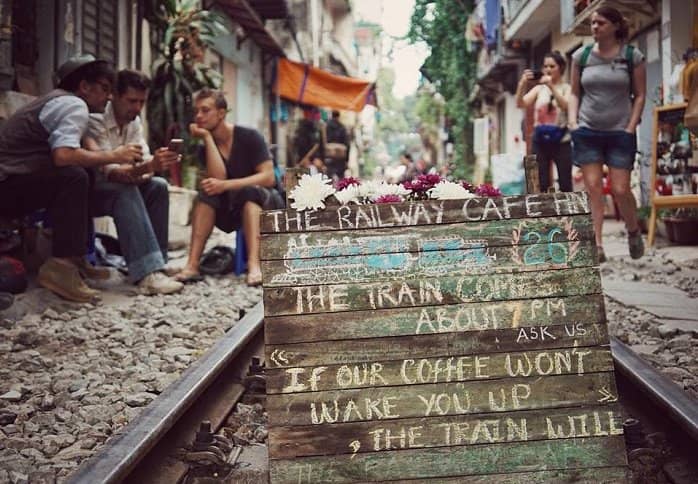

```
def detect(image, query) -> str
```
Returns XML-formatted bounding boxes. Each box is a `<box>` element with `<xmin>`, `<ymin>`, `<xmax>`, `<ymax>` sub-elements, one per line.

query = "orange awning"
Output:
<box><xmin>275</xmin><ymin>58</ymin><xmax>377</xmax><ymax>112</ymax></box>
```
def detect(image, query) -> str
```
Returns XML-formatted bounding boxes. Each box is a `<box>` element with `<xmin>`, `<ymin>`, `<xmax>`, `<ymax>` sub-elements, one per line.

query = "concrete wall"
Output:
<box><xmin>211</xmin><ymin>34</ymin><xmax>266</xmax><ymax>133</ymax></box>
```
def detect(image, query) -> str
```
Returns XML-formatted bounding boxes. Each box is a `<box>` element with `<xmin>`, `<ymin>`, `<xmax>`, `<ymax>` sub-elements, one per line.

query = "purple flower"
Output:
<box><xmin>475</xmin><ymin>183</ymin><xmax>502</xmax><ymax>197</ymax></box>
<box><xmin>374</xmin><ymin>194</ymin><xmax>403</xmax><ymax>204</ymax></box>
<box><xmin>335</xmin><ymin>177</ymin><xmax>361</xmax><ymax>191</ymax></box>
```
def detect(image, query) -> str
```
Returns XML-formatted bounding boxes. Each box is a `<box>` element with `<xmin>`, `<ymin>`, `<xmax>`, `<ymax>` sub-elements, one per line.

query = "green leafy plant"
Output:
<box><xmin>144</xmin><ymin>0</ymin><xmax>229</xmax><ymax>152</ymax></box>
<box><xmin>408</xmin><ymin>0</ymin><xmax>477</xmax><ymax>180</ymax></box>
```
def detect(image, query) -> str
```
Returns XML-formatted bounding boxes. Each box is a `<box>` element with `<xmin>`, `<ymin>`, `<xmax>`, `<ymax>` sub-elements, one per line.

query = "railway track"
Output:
<box><xmin>66</xmin><ymin>305</ymin><xmax>698</xmax><ymax>484</ymax></box>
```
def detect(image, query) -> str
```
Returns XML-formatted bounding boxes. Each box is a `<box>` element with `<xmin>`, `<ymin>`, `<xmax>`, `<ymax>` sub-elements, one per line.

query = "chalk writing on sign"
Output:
<box><xmin>362</xmin><ymin>410</ymin><xmax>623</xmax><ymax>451</ymax></box>
<box><xmin>263</xmin><ymin>192</ymin><xmax>589</xmax><ymax>233</ymax></box>
<box><xmin>272</xmin><ymin>235</ymin><xmax>493</xmax><ymax>285</ymax></box>
<box><xmin>280</xmin><ymin>345</ymin><xmax>599</xmax><ymax>392</ymax></box>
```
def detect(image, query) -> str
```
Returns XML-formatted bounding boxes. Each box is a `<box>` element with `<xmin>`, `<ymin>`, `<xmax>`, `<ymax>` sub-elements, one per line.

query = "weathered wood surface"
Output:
<box><xmin>267</xmin><ymin>346</ymin><xmax>613</xmax><ymax>393</ymax></box>
<box><xmin>266</xmin><ymin>323</ymin><xmax>609</xmax><ymax>369</ymax></box>
<box><xmin>268</xmin><ymin>435</ymin><xmax>627</xmax><ymax>483</ymax></box>
<box><xmin>269</xmin><ymin>404</ymin><xmax>623</xmax><ymax>458</ymax></box>
<box><xmin>261</xmin><ymin>193</ymin><xmax>626</xmax><ymax>482</ymax></box>
<box><xmin>353</xmin><ymin>466</ymin><xmax>628</xmax><ymax>484</ymax></box>
<box><xmin>263</xmin><ymin>267</ymin><xmax>602</xmax><ymax>316</ymax></box>
<box><xmin>265</xmin><ymin>294</ymin><xmax>606</xmax><ymax>344</ymax></box>
<box><xmin>266</xmin><ymin>372</ymin><xmax>618</xmax><ymax>426</ymax></box>
<box><xmin>261</xmin><ymin>241</ymin><xmax>597</xmax><ymax>286</ymax></box>
<box><xmin>260</xmin><ymin>215</ymin><xmax>594</xmax><ymax>260</ymax></box>
<box><xmin>261</xmin><ymin>192</ymin><xmax>590</xmax><ymax>233</ymax></box>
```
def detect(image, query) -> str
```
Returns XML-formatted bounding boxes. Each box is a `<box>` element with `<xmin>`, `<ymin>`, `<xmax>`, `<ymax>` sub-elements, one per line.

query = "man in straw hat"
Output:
<box><xmin>0</xmin><ymin>55</ymin><xmax>143</xmax><ymax>303</ymax></box>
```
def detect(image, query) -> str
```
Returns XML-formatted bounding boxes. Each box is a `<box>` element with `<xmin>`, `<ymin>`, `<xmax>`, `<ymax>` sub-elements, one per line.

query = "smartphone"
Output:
<box><xmin>532</xmin><ymin>70</ymin><xmax>544</xmax><ymax>80</ymax></box>
<box><xmin>167</xmin><ymin>138</ymin><xmax>184</xmax><ymax>154</ymax></box>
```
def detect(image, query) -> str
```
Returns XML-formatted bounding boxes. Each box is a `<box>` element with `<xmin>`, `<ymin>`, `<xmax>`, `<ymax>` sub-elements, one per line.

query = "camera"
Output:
<box><xmin>532</xmin><ymin>70</ymin><xmax>544</xmax><ymax>80</ymax></box>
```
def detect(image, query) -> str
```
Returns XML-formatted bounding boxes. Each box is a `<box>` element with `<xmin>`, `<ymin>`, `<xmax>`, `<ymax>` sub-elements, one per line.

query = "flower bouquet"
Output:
<box><xmin>288</xmin><ymin>173</ymin><xmax>502</xmax><ymax>212</ymax></box>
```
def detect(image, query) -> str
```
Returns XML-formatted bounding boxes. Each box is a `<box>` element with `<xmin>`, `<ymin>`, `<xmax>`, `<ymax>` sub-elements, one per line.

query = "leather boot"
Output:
<box><xmin>37</xmin><ymin>258</ymin><xmax>101</xmax><ymax>303</ymax></box>
<box><xmin>69</xmin><ymin>257</ymin><xmax>112</xmax><ymax>280</ymax></box>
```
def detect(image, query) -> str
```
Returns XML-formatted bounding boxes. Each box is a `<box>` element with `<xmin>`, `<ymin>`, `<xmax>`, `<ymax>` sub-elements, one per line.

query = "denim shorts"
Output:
<box><xmin>571</xmin><ymin>126</ymin><xmax>637</xmax><ymax>170</ymax></box>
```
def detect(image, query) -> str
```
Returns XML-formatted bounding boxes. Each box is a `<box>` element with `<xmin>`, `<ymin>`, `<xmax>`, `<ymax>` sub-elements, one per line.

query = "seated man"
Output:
<box><xmin>174</xmin><ymin>89</ymin><xmax>284</xmax><ymax>286</ymax></box>
<box><xmin>0</xmin><ymin>55</ymin><xmax>142</xmax><ymax>303</ymax></box>
<box><xmin>84</xmin><ymin>69</ymin><xmax>182</xmax><ymax>295</ymax></box>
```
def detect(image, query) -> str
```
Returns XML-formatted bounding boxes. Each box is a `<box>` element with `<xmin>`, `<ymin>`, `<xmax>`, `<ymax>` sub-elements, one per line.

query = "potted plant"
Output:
<box><xmin>144</xmin><ymin>0</ymin><xmax>229</xmax><ymax>186</ymax></box>
<box><xmin>661</xmin><ymin>207</ymin><xmax>698</xmax><ymax>244</ymax></box>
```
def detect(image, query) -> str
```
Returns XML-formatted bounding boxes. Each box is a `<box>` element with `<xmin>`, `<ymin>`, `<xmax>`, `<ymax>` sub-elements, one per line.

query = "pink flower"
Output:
<box><xmin>374</xmin><ymin>194</ymin><xmax>402</xmax><ymax>204</ymax></box>
<box><xmin>475</xmin><ymin>183</ymin><xmax>502</xmax><ymax>197</ymax></box>
<box><xmin>403</xmin><ymin>173</ymin><xmax>442</xmax><ymax>197</ymax></box>
<box><xmin>335</xmin><ymin>177</ymin><xmax>361</xmax><ymax>191</ymax></box>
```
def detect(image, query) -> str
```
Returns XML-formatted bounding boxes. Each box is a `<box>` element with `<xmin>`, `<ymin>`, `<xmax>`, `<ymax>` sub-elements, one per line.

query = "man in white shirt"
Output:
<box><xmin>84</xmin><ymin>69</ymin><xmax>182</xmax><ymax>295</ymax></box>
<box><xmin>0</xmin><ymin>55</ymin><xmax>142</xmax><ymax>303</ymax></box>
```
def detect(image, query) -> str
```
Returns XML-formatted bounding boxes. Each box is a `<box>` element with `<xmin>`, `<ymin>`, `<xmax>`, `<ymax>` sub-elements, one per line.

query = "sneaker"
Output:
<box><xmin>138</xmin><ymin>272</ymin><xmax>184</xmax><ymax>295</ymax></box>
<box><xmin>597</xmin><ymin>246</ymin><xmax>607</xmax><ymax>264</ymax></box>
<box><xmin>37</xmin><ymin>258</ymin><xmax>101</xmax><ymax>303</ymax></box>
<box><xmin>70</xmin><ymin>257</ymin><xmax>111</xmax><ymax>280</ymax></box>
<box><xmin>628</xmin><ymin>230</ymin><xmax>644</xmax><ymax>259</ymax></box>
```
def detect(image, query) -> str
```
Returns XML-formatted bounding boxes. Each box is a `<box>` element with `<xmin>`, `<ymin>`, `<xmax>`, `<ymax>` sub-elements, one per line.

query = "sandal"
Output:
<box><xmin>174</xmin><ymin>268</ymin><xmax>204</xmax><ymax>284</ymax></box>
<box><xmin>246</xmin><ymin>269</ymin><xmax>263</xmax><ymax>287</ymax></box>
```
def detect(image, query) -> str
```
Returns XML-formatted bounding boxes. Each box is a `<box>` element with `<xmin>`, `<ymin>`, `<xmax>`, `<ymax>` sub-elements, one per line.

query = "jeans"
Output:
<box><xmin>532</xmin><ymin>140</ymin><xmax>573</xmax><ymax>192</ymax></box>
<box><xmin>571</xmin><ymin>127</ymin><xmax>637</xmax><ymax>170</ymax></box>
<box><xmin>91</xmin><ymin>176</ymin><xmax>169</xmax><ymax>282</ymax></box>
<box><xmin>0</xmin><ymin>166</ymin><xmax>89</xmax><ymax>257</ymax></box>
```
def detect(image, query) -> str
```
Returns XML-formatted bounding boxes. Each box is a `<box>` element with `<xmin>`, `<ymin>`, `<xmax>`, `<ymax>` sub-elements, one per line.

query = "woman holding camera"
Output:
<box><xmin>516</xmin><ymin>51</ymin><xmax>572</xmax><ymax>193</ymax></box>
<box><xmin>568</xmin><ymin>6</ymin><xmax>646</xmax><ymax>261</ymax></box>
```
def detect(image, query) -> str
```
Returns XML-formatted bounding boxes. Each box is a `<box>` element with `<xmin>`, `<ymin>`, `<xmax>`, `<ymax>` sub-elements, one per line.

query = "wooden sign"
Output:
<box><xmin>648</xmin><ymin>103</ymin><xmax>698</xmax><ymax>245</ymax></box>
<box><xmin>260</xmin><ymin>192</ymin><xmax>628</xmax><ymax>483</ymax></box>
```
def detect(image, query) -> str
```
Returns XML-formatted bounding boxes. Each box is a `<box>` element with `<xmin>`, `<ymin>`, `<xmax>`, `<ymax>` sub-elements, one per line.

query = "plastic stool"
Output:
<box><xmin>234</xmin><ymin>230</ymin><xmax>247</xmax><ymax>276</ymax></box>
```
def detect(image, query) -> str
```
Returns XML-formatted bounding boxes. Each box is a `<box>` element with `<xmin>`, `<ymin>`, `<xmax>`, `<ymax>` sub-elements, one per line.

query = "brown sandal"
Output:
<box><xmin>174</xmin><ymin>268</ymin><xmax>203</xmax><ymax>283</ymax></box>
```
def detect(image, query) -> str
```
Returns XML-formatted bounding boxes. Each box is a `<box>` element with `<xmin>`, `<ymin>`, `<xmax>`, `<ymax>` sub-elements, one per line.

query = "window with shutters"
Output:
<box><xmin>82</xmin><ymin>0</ymin><xmax>118</xmax><ymax>62</ymax></box>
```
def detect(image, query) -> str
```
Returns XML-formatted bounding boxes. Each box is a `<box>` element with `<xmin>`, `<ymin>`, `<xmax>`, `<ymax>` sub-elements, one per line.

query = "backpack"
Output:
<box><xmin>579</xmin><ymin>44</ymin><xmax>635</xmax><ymax>99</ymax></box>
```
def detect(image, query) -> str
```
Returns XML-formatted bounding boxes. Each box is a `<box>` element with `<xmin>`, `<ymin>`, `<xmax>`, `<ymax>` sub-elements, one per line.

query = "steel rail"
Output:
<box><xmin>66</xmin><ymin>301</ymin><xmax>265</xmax><ymax>484</ymax></box>
<box><xmin>611</xmin><ymin>336</ymin><xmax>698</xmax><ymax>442</ymax></box>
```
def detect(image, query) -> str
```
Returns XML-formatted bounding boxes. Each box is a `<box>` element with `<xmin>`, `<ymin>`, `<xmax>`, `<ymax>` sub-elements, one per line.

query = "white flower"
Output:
<box><xmin>374</xmin><ymin>182</ymin><xmax>411</xmax><ymax>197</ymax></box>
<box><xmin>357</xmin><ymin>180</ymin><xmax>380</xmax><ymax>199</ymax></box>
<box><xmin>428</xmin><ymin>180</ymin><xmax>475</xmax><ymax>200</ymax></box>
<box><xmin>289</xmin><ymin>173</ymin><xmax>336</xmax><ymax>211</ymax></box>
<box><xmin>333</xmin><ymin>184</ymin><xmax>361</xmax><ymax>205</ymax></box>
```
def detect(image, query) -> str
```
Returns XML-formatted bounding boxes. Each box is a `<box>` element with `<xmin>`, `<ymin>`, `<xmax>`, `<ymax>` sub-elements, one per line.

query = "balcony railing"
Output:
<box><xmin>562</xmin><ymin>0</ymin><xmax>660</xmax><ymax>35</ymax></box>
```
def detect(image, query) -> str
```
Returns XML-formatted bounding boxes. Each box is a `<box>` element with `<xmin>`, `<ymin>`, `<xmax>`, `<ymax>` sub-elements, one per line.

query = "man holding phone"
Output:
<box><xmin>84</xmin><ymin>69</ymin><xmax>183</xmax><ymax>295</ymax></box>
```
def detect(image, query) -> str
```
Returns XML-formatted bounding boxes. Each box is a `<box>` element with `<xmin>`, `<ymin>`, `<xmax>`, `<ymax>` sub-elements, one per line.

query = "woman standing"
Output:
<box><xmin>516</xmin><ymin>51</ymin><xmax>572</xmax><ymax>192</ymax></box>
<box><xmin>568</xmin><ymin>6</ymin><xmax>646</xmax><ymax>261</ymax></box>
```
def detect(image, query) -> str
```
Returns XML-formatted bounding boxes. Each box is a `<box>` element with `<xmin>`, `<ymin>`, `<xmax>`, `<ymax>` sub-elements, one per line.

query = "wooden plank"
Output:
<box><xmin>269</xmin><ymin>404</ymin><xmax>624</xmax><ymax>458</ymax></box>
<box><xmin>263</xmin><ymin>267</ymin><xmax>601</xmax><ymax>316</ymax></box>
<box><xmin>261</xmin><ymin>241</ymin><xmax>596</xmax><ymax>286</ymax></box>
<box><xmin>354</xmin><ymin>466</ymin><xmax>628</xmax><ymax>483</ymax></box>
<box><xmin>260</xmin><ymin>215</ymin><xmax>595</xmax><ymax>260</ymax></box>
<box><xmin>266</xmin><ymin>323</ymin><xmax>609</xmax><ymax>369</ymax></box>
<box><xmin>266</xmin><ymin>372</ymin><xmax>619</xmax><ymax>426</ymax></box>
<box><xmin>265</xmin><ymin>294</ymin><xmax>606</xmax><ymax>344</ymax></box>
<box><xmin>268</xmin><ymin>435</ymin><xmax>627</xmax><ymax>483</ymax></box>
<box><xmin>267</xmin><ymin>346</ymin><xmax>613</xmax><ymax>394</ymax></box>
<box><xmin>261</xmin><ymin>192</ymin><xmax>590</xmax><ymax>233</ymax></box>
